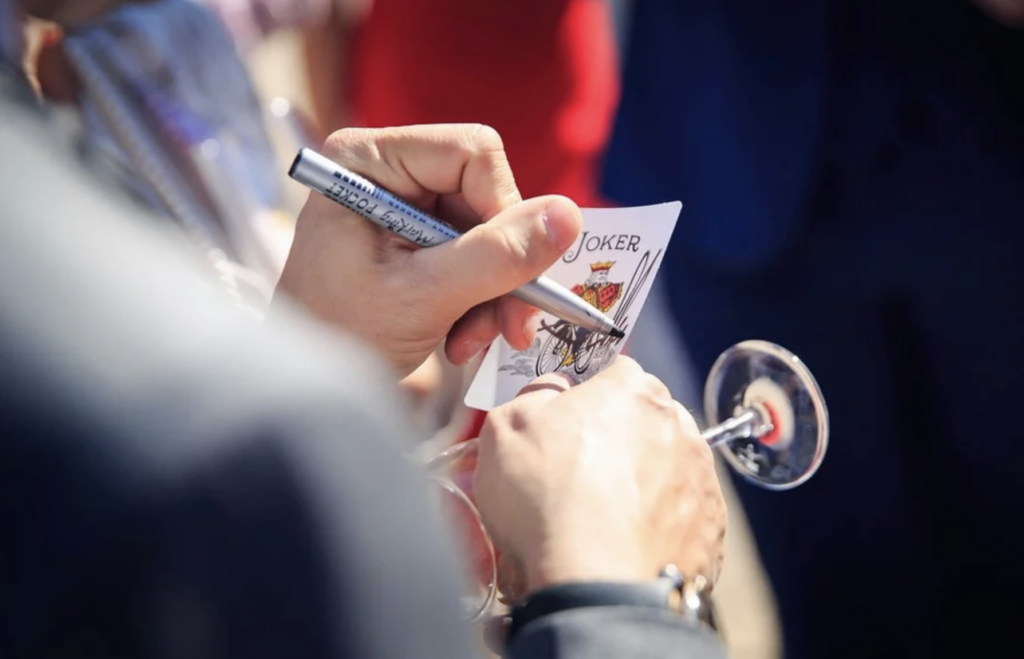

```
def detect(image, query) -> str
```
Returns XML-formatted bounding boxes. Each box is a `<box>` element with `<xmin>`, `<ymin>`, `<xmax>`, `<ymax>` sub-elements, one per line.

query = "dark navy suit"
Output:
<box><xmin>605</xmin><ymin>1</ymin><xmax>1024</xmax><ymax>657</ymax></box>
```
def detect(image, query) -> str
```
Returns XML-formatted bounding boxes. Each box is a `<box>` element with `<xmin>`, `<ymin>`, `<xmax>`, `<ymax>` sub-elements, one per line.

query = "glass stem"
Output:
<box><xmin>702</xmin><ymin>408</ymin><xmax>768</xmax><ymax>448</ymax></box>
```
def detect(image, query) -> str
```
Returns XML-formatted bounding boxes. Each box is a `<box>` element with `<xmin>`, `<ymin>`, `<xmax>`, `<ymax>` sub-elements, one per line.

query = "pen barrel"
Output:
<box><xmin>512</xmin><ymin>277</ymin><xmax>615</xmax><ymax>335</ymax></box>
<box><xmin>290</xmin><ymin>148</ymin><xmax>459</xmax><ymax>247</ymax></box>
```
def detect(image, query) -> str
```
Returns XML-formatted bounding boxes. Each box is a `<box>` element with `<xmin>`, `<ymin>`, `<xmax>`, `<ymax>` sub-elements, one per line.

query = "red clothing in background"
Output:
<box><xmin>348</xmin><ymin>0</ymin><xmax>619</xmax><ymax>206</ymax></box>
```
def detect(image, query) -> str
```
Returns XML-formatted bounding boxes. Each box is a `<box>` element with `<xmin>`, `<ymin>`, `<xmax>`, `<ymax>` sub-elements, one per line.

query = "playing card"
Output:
<box><xmin>464</xmin><ymin>202</ymin><xmax>682</xmax><ymax>411</ymax></box>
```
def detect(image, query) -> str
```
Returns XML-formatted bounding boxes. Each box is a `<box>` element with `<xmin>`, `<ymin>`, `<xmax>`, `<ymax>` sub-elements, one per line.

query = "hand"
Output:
<box><xmin>473</xmin><ymin>357</ymin><xmax>727</xmax><ymax>596</ymax></box>
<box><xmin>276</xmin><ymin>125</ymin><xmax>583</xmax><ymax>378</ymax></box>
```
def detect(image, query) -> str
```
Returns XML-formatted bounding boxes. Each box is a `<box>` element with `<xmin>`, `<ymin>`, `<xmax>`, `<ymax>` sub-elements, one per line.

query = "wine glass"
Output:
<box><xmin>424</xmin><ymin>339</ymin><xmax>829</xmax><ymax>621</ymax></box>
<box><xmin>422</xmin><ymin>443</ymin><xmax>499</xmax><ymax>622</ymax></box>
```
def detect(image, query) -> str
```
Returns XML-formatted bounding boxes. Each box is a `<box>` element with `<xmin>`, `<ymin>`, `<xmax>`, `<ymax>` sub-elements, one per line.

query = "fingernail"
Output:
<box><xmin>542</xmin><ymin>197</ymin><xmax>583</xmax><ymax>252</ymax></box>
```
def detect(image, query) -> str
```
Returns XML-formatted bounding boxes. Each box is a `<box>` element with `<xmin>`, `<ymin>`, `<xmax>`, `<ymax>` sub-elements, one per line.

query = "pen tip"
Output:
<box><xmin>610</xmin><ymin>327</ymin><xmax>626</xmax><ymax>339</ymax></box>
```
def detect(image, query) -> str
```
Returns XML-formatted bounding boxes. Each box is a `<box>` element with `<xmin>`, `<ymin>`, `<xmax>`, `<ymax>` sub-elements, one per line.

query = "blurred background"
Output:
<box><xmin>19</xmin><ymin>1</ymin><xmax>1024</xmax><ymax>658</ymax></box>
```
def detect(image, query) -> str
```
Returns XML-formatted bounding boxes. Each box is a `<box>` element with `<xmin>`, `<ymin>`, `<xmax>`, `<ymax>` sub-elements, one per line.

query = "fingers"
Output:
<box><xmin>417</xmin><ymin>195</ymin><xmax>582</xmax><ymax>315</ymax></box>
<box><xmin>482</xmin><ymin>374</ymin><xmax>575</xmax><ymax>445</ymax></box>
<box><xmin>445</xmin><ymin>302</ymin><xmax>500</xmax><ymax>365</ymax></box>
<box><xmin>572</xmin><ymin>355</ymin><xmax>666</xmax><ymax>399</ymax></box>
<box><xmin>445</xmin><ymin>298</ymin><xmax>535</xmax><ymax>365</ymax></box>
<box><xmin>497</xmin><ymin>297</ymin><xmax>540</xmax><ymax>351</ymax></box>
<box><xmin>435</xmin><ymin>192</ymin><xmax>488</xmax><ymax>234</ymax></box>
<box><xmin>321</xmin><ymin>124</ymin><xmax>522</xmax><ymax>221</ymax></box>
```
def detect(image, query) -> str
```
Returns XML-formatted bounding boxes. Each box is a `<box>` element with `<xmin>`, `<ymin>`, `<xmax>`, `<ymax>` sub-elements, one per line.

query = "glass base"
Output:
<box><xmin>704</xmin><ymin>340</ymin><xmax>829</xmax><ymax>490</ymax></box>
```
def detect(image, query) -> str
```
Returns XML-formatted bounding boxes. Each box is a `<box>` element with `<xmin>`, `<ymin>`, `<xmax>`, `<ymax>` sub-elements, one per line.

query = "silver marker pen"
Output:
<box><xmin>289</xmin><ymin>148</ymin><xmax>624</xmax><ymax>339</ymax></box>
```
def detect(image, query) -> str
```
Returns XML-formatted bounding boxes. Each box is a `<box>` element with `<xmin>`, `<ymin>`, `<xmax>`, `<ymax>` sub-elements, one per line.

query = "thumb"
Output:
<box><xmin>416</xmin><ymin>195</ymin><xmax>582</xmax><ymax>314</ymax></box>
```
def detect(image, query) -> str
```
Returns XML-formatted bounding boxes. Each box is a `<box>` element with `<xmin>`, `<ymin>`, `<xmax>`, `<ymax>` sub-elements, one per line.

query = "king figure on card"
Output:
<box><xmin>571</xmin><ymin>261</ymin><xmax>624</xmax><ymax>313</ymax></box>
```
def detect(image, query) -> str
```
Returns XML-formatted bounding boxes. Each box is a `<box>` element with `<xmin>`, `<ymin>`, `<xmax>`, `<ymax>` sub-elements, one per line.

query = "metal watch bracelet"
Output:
<box><xmin>659</xmin><ymin>564</ymin><xmax>719</xmax><ymax>632</ymax></box>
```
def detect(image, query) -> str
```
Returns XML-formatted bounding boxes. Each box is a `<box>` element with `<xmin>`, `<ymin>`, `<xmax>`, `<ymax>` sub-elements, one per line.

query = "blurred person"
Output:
<box><xmin>603</xmin><ymin>1</ymin><xmax>1024</xmax><ymax>658</ymax></box>
<box><xmin>195</xmin><ymin>0</ymin><xmax>369</xmax><ymax>138</ymax></box>
<box><xmin>24</xmin><ymin>0</ymin><xmax>449</xmax><ymax>429</ymax></box>
<box><xmin>24</xmin><ymin>0</ymin><xmax>292</xmax><ymax>309</ymax></box>
<box><xmin>3</xmin><ymin>4</ymin><xmax>731</xmax><ymax>659</ymax></box>
<box><xmin>196</xmin><ymin>0</ymin><xmax>369</xmax><ymax>55</ymax></box>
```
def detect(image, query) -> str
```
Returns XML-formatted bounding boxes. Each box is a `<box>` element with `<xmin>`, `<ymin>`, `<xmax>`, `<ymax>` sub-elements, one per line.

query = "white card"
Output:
<box><xmin>464</xmin><ymin>202</ymin><xmax>682</xmax><ymax>411</ymax></box>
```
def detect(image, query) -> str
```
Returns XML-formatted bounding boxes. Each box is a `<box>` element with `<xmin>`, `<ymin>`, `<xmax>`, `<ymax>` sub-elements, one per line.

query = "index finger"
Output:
<box><xmin>489</xmin><ymin>373</ymin><xmax>576</xmax><ymax>423</ymax></box>
<box><xmin>321</xmin><ymin>124</ymin><xmax>522</xmax><ymax>223</ymax></box>
<box><xmin>566</xmin><ymin>355</ymin><xmax>671</xmax><ymax>401</ymax></box>
<box><xmin>515</xmin><ymin>372</ymin><xmax>576</xmax><ymax>400</ymax></box>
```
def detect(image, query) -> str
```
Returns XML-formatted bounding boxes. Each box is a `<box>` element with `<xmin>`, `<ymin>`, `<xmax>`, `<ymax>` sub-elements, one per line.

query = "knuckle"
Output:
<box><xmin>614</xmin><ymin>354</ymin><xmax>642</xmax><ymax>372</ymax></box>
<box><xmin>673</xmin><ymin>401</ymin><xmax>703</xmax><ymax>439</ymax></box>
<box><xmin>464</xmin><ymin>123</ymin><xmax>505</xmax><ymax>153</ymax></box>
<box><xmin>505</xmin><ymin>404</ymin><xmax>533</xmax><ymax>433</ymax></box>
<box><xmin>635</xmin><ymin>372</ymin><xmax>673</xmax><ymax>406</ymax></box>
<box><xmin>322</xmin><ymin>127</ymin><xmax>379</xmax><ymax>166</ymax></box>
<box><xmin>598</xmin><ymin>355</ymin><xmax>643</xmax><ymax>385</ymax></box>
<box><xmin>481</xmin><ymin>401</ymin><xmax>531</xmax><ymax>440</ymax></box>
<box><xmin>322</xmin><ymin>127</ymin><xmax>366</xmax><ymax>153</ymax></box>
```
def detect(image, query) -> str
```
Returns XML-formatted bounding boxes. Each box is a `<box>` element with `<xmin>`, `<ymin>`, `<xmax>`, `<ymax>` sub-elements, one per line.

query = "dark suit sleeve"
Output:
<box><xmin>148</xmin><ymin>399</ymin><xmax>480</xmax><ymax>659</ymax></box>
<box><xmin>2</xmin><ymin>389</ymin><xmax>479</xmax><ymax>659</ymax></box>
<box><xmin>506</xmin><ymin>607</ymin><xmax>730</xmax><ymax>659</ymax></box>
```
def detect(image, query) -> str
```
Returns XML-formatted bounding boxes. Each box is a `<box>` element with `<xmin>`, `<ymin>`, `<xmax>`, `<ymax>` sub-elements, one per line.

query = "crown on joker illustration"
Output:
<box><xmin>589</xmin><ymin>261</ymin><xmax>615</xmax><ymax>272</ymax></box>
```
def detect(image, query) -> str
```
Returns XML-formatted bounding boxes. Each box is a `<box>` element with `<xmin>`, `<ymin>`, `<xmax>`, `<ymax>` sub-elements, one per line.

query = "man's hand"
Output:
<box><xmin>473</xmin><ymin>357</ymin><xmax>727</xmax><ymax>596</ymax></box>
<box><xmin>276</xmin><ymin>125</ymin><xmax>583</xmax><ymax>378</ymax></box>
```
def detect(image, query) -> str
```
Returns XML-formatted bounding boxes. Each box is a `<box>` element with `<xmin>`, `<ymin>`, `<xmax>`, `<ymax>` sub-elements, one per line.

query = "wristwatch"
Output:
<box><xmin>505</xmin><ymin>564</ymin><xmax>718</xmax><ymax>642</ymax></box>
